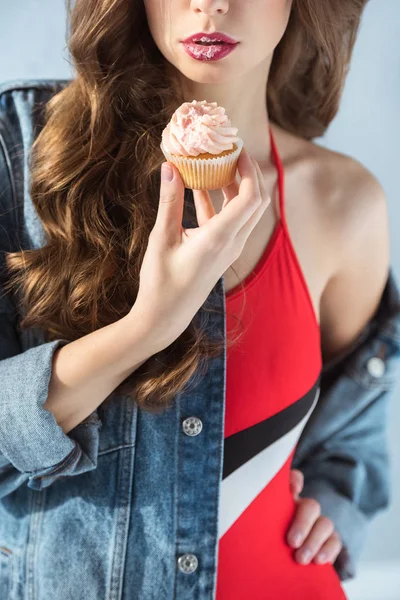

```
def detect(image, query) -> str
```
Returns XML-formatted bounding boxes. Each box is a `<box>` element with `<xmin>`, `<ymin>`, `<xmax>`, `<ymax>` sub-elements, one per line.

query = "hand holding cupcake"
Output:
<box><xmin>160</xmin><ymin>100</ymin><xmax>243</xmax><ymax>190</ymax></box>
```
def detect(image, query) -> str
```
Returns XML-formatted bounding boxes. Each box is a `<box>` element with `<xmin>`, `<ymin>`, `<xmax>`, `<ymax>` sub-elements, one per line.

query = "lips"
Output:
<box><xmin>182</xmin><ymin>32</ymin><xmax>238</xmax><ymax>45</ymax></box>
<box><xmin>182</xmin><ymin>41</ymin><xmax>237</xmax><ymax>62</ymax></box>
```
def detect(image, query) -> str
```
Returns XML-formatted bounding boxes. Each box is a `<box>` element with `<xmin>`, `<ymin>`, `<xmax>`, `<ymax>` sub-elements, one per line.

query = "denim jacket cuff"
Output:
<box><xmin>300</xmin><ymin>478</ymin><xmax>368</xmax><ymax>581</ymax></box>
<box><xmin>0</xmin><ymin>339</ymin><xmax>102</xmax><ymax>491</ymax></box>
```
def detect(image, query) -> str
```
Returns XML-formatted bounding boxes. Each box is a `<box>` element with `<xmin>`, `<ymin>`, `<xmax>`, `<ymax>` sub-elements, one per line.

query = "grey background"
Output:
<box><xmin>0</xmin><ymin>0</ymin><xmax>399</xmax><ymax>597</ymax></box>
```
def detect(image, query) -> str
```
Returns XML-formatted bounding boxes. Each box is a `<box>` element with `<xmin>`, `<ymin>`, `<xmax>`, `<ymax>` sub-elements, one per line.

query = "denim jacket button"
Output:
<box><xmin>182</xmin><ymin>417</ymin><xmax>203</xmax><ymax>436</ymax></box>
<box><xmin>366</xmin><ymin>357</ymin><xmax>386</xmax><ymax>378</ymax></box>
<box><xmin>177</xmin><ymin>553</ymin><xmax>198</xmax><ymax>573</ymax></box>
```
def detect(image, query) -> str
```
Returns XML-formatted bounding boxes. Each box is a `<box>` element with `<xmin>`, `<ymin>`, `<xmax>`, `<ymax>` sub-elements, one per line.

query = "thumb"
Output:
<box><xmin>155</xmin><ymin>162</ymin><xmax>184</xmax><ymax>242</ymax></box>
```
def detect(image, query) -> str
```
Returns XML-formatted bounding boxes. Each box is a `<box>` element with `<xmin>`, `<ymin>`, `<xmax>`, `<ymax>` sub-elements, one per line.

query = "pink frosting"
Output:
<box><xmin>161</xmin><ymin>100</ymin><xmax>239</xmax><ymax>157</ymax></box>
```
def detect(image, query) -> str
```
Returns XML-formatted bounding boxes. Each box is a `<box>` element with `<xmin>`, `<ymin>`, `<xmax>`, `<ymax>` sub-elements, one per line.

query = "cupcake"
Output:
<box><xmin>160</xmin><ymin>100</ymin><xmax>243</xmax><ymax>190</ymax></box>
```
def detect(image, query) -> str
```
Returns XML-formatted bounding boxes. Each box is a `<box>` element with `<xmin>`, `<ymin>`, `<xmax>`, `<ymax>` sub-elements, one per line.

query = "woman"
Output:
<box><xmin>0</xmin><ymin>0</ymin><xmax>391</xmax><ymax>598</ymax></box>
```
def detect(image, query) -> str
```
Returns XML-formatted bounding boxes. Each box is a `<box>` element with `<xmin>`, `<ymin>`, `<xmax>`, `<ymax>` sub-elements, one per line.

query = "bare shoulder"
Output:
<box><xmin>311</xmin><ymin>142</ymin><xmax>390</xmax><ymax>361</ymax></box>
<box><xmin>308</xmin><ymin>140</ymin><xmax>387</xmax><ymax>242</ymax></box>
<box><xmin>273</xmin><ymin>123</ymin><xmax>390</xmax><ymax>361</ymax></box>
<box><xmin>275</xmin><ymin>123</ymin><xmax>387</xmax><ymax>239</ymax></box>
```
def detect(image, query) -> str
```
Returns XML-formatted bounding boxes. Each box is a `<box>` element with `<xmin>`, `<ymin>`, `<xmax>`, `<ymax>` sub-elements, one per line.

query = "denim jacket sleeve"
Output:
<box><xmin>0</xmin><ymin>124</ymin><xmax>103</xmax><ymax>497</ymax></box>
<box><xmin>293</xmin><ymin>267</ymin><xmax>400</xmax><ymax>581</ymax></box>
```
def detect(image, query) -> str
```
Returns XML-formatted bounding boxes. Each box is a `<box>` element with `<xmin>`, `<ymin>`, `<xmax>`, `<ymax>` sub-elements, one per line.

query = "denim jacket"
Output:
<box><xmin>0</xmin><ymin>80</ymin><xmax>399</xmax><ymax>600</ymax></box>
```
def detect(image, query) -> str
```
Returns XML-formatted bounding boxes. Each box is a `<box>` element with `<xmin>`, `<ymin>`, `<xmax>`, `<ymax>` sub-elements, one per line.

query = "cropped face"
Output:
<box><xmin>144</xmin><ymin>0</ymin><xmax>293</xmax><ymax>85</ymax></box>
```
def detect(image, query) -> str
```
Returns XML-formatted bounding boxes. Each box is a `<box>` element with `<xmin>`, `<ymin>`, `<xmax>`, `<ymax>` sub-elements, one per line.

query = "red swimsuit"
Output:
<box><xmin>215</xmin><ymin>127</ymin><xmax>347</xmax><ymax>599</ymax></box>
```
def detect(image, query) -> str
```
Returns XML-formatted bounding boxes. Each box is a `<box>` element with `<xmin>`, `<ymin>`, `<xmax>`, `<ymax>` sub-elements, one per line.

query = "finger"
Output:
<box><xmin>220</xmin><ymin>155</ymin><xmax>264</xmax><ymax>209</ymax></box>
<box><xmin>294</xmin><ymin>516</ymin><xmax>334</xmax><ymax>564</ymax></box>
<box><xmin>235</xmin><ymin>158</ymin><xmax>271</xmax><ymax>244</ymax></box>
<box><xmin>192</xmin><ymin>188</ymin><xmax>216</xmax><ymax>227</ymax></box>
<box><xmin>314</xmin><ymin>532</ymin><xmax>343</xmax><ymax>565</ymax></box>
<box><xmin>289</xmin><ymin>469</ymin><xmax>304</xmax><ymax>500</ymax></box>
<box><xmin>210</xmin><ymin>147</ymin><xmax>261</xmax><ymax>236</ymax></box>
<box><xmin>221</xmin><ymin>175</ymin><xmax>240</xmax><ymax>209</ymax></box>
<box><xmin>252</xmin><ymin>158</ymin><xmax>268</xmax><ymax>199</ymax></box>
<box><xmin>286</xmin><ymin>498</ymin><xmax>321</xmax><ymax>548</ymax></box>
<box><xmin>155</xmin><ymin>162</ymin><xmax>185</xmax><ymax>243</ymax></box>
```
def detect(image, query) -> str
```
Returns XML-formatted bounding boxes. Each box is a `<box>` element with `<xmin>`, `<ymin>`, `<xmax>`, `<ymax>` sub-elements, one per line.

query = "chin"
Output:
<box><xmin>187</xmin><ymin>72</ymin><xmax>235</xmax><ymax>85</ymax></box>
<box><xmin>177</xmin><ymin>62</ymin><xmax>242</xmax><ymax>86</ymax></box>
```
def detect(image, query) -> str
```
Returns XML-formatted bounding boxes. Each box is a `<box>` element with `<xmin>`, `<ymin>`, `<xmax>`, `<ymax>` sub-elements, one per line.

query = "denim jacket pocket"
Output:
<box><xmin>344</xmin><ymin>332</ymin><xmax>400</xmax><ymax>390</ymax></box>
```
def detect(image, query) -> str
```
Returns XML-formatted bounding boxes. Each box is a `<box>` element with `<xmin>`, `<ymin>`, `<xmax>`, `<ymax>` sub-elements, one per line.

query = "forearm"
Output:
<box><xmin>44</xmin><ymin>308</ymin><xmax>160</xmax><ymax>434</ymax></box>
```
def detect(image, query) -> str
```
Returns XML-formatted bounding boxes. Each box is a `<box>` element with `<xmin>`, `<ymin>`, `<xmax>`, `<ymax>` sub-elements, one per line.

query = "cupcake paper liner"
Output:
<box><xmin>160</xmin><ymin>137</ymin><xmax>244</xmax><ymax>190</ymax></box>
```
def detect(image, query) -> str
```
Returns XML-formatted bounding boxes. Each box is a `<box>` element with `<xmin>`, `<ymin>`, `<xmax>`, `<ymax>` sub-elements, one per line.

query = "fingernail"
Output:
<box><xmin>316</xmin><ymin>552</ymin><xmax>327</xmax><ymax>563</ymax></box>
<box><xmin>289</xmin><ymin>532</ymin><xmax>303</xmax><ymax>548</ymax></box>
<box><xmin>161</xmin><ymin>163</ymin><xmax>174</xmax><ymax>182</ymax></box>
<box><xmin>299</xmin><ymin>549</ymin><xmax>312</xmax><ymax>564</ymax></box>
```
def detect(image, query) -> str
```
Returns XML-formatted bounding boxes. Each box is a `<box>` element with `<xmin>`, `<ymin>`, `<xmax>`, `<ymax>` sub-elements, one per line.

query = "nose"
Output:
<box><xmin>190</xmin><ymin>0</ymin><xmax>229</xmax><ymax>16</ymax></box>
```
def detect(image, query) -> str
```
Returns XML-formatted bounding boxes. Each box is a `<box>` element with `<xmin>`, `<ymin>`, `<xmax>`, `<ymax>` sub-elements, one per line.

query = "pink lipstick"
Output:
<box><xmin>181</xmin><ymin>32</ymin><xmax>238</xmax><ymax>62</ymax></box>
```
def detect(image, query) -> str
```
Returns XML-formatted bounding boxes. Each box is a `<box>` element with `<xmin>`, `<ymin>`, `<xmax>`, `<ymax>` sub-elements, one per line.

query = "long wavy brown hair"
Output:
<box><xmin>4</xmin><ymin>0</ymin><xmax>368</xmax><ymax>410</ymax></box>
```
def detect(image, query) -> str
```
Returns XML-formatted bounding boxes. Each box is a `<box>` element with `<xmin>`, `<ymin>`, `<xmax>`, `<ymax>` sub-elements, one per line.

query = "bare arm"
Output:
<box><xmin>44</xmin><ymin>306</ymin><xmax>161</xmax><ymax>435</ymax></box>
